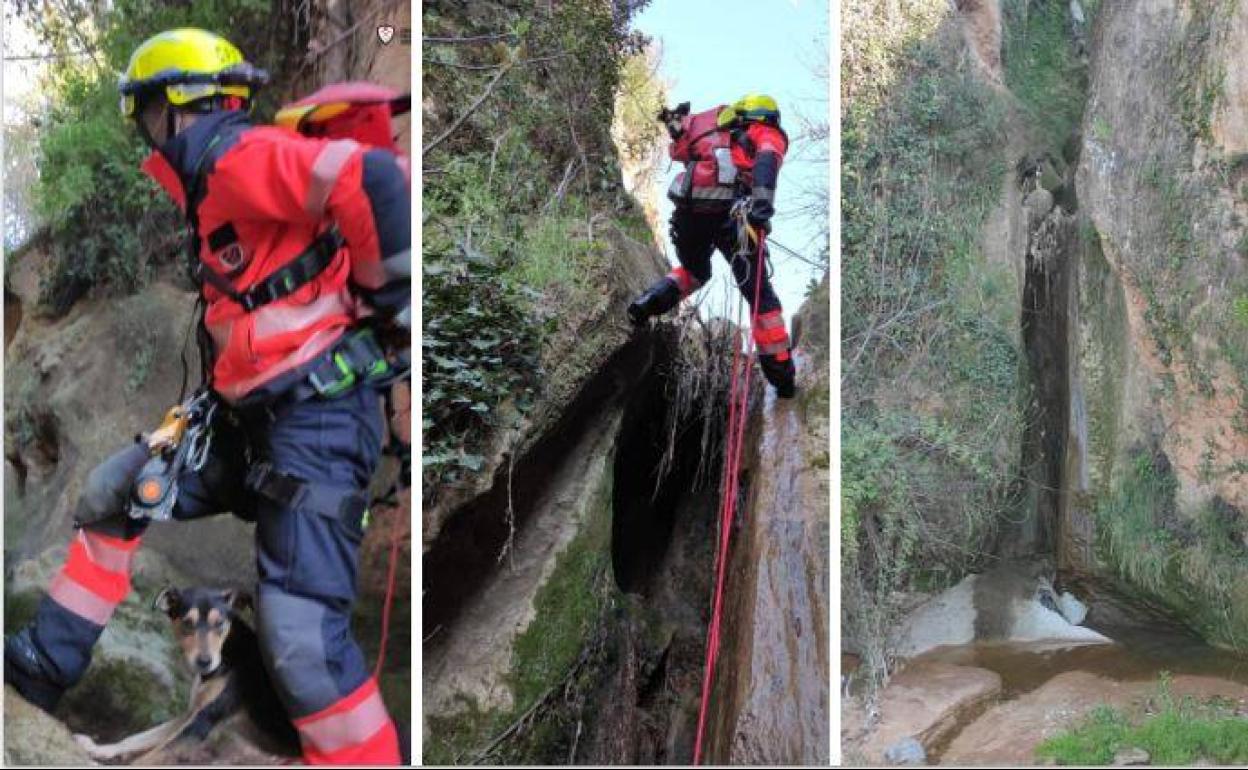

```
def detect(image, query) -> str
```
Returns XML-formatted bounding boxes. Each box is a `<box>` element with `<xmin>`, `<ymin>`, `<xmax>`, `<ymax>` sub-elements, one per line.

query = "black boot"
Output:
<box><xmin>4</xmin><ymin>627</ymin><xmax>67</xmax><ymax>713</ymax></box>
<box><xmin>627</xmin><ymin>278</ymin><xmax>682</xmax><ymax>325</ymax></box>
<box><xmin>759</xmin><ymin>353</ymin><xmax>796</xmax><ymax>399</ymax></box>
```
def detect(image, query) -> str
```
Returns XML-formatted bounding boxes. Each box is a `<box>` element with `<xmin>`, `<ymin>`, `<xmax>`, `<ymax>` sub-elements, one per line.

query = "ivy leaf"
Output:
<box><xmin>432</xmin><ymin>355</ymin><xmax>467</xmax><ymax>370</ymax></box>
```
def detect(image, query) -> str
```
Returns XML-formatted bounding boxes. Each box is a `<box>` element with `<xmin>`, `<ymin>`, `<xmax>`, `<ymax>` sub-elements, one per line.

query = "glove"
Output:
<box><xmin>747</xmin><ymin>197</ymin><xmax>774</xmax><ymax>234</ymax></box>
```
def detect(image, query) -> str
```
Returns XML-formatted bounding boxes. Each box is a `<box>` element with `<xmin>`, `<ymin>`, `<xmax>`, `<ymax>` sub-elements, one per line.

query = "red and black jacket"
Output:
<box><xmin>142</xmin><ymin>111</ymin><xmax>410</xmax><ymax>404</ymax></box>
<box><xmin>667</xmin><ymin>106</ymin><xmax>788</xmax><ymax>218</ymax></box>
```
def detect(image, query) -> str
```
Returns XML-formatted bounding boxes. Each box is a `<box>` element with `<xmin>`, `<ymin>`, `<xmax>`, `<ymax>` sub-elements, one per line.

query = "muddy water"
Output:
<box><xmin>917</xmin><ymin>635</ymin><xmax>1248</xmax><ymax>701</ymax></box>
<box><xmin>914</xmin><ymin>597</ymin><xmax>1248</xmax><ymax>763</ymax></box>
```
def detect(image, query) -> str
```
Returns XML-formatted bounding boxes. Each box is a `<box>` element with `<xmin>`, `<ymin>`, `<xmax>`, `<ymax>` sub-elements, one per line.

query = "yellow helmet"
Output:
<box><xmin>118</xmin><ymin>28</ymin><xmax>268</xmax><ymax>118</ymax></box>
<box><xmin>732</xmin><ymin>93</ymin><xmax>780</xmax><ymax>124</ymax></box>
<box><xmin>717</xmin><ymin>93</ymin><xmax>781</xmax><ymax>128</ymax></box>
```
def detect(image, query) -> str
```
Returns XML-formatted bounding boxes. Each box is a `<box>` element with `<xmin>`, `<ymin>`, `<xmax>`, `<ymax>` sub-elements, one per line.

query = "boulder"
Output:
<box><xmin>4</xmin><ymin>687</ymin><xmax>92</xmax><ymax>766</ymax></box>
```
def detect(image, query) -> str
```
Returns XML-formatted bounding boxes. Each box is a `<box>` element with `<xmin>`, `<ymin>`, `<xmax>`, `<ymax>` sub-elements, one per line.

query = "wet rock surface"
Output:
<box><xmin>895</xmin><ymin>567</ymin><xmax>1110</xmax><ymax>659</ymax></box>
<box><xmin>942</xmin><ymin>672</ymin><xmax>1248</xmax><ymax>766</ymax></box>
<box><xmin>705</xmin><ymin>345</ymin><xmax>831</xmax><ymax>766</ymax></box>
<box><xmin>854</xmin><ymin>662</ymin><xmax>1001</xmax><ymax>765</ymax></box>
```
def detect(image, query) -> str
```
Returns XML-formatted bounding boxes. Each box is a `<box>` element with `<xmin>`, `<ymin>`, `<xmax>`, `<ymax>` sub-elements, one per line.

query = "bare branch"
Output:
<box><xmin>423</xmin><ymin>61</ymin><xmax>516</xmax><ymax>158</ymax></box>
<box><xmin>3</xmin><ymin>49</ymin><xmax>93</xmax><ymax>61</ymax></box>
<box><xmin>423</xmin><ymin>32</ymin><xmax>516</xmax><ymax>45</ymax></box>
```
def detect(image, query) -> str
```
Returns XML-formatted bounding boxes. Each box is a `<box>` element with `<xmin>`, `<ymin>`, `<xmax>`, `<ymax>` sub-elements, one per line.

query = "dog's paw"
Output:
<box><xmin>73</xmin><ymin>733</ymin><xmax>110</xmax><ymax>761</ymax></box>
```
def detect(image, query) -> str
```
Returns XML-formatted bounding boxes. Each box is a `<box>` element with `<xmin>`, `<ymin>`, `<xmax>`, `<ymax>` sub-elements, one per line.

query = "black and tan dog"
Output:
<box><xmin>74</xmin><ymin>587</ymin><xmax>299</xmax><ymax>764</ymax></box>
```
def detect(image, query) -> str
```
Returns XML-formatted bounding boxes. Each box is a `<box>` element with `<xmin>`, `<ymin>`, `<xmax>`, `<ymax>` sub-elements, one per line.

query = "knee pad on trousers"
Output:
<box><xmin>257</xmin><ymin>588</ymin><xmax>369</xmax><ymax>717</ymax></box>
<box><xmin>74</xmin><ymin>443</ymin><xmax>148</xmax><ymax>527</ymax></box>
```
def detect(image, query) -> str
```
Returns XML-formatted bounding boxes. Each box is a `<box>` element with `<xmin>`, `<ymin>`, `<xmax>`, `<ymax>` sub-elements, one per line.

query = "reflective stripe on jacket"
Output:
<box><xmin>667</xmin><ymin>108</ymin><xmax>788</xmax><ymax>211</ymax></box>
<box><xmin>142</xmin><ymin>115</ymin><xmax>410</xmax><ymax>403</ymax></box>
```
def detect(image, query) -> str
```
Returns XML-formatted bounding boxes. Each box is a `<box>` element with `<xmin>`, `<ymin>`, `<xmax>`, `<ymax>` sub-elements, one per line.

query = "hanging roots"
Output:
<box><xmin>653</xmin><ymin>311</ymin><xmax>747</xmax><ymax>498</ymax></box>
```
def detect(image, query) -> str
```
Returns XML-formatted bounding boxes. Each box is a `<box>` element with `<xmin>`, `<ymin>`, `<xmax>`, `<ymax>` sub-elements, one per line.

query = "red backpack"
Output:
<box><xmin>275</xmin><ymin>82</ymin><xmax>411</xmax><ymax>172</ymax></box>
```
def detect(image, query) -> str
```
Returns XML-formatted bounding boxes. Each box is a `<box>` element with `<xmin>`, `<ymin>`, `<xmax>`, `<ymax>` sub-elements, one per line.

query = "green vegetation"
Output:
<box><xmin>1173</xmin><ymin>0</ymin><xmax>1236</xmax><ymax>142</ymax></box>
<box><xmin>1036</xmin><ymin>675</ymin><xmax>1248</xmax><ymax>765</ymax></box>
<box><xmin>1094</xmin><ymin>453</ymin><xmax>1248</xmax><ymax>649</ymax></box>
<box><xmin>841</xmin><ymin>4</ymin><xmax>1021</xmax><ymax>688</ymax></box>
<box><xmin>11</xmin><ymin>0</ymin><xmax>303</xmax><ymax>316</ymax></box>
<box><xmin>1001</xmin><ymin>0</ymin><xmax>1088</xmax><ymax>147</ymax></box>
<box><xmin>423</xmin><ymin>459</ymin><xmax>617</xmax><ymax>765</ymax></box>
<box><xmin>422</xmin><ymin>1</ymin><xmax>657</xmax><ymax>491</ymax></box>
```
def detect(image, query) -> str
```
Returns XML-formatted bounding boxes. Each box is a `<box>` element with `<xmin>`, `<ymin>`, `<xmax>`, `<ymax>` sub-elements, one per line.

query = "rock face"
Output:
<box><xmin>1059</xmin><ymin>0</ymin><xmax>1248</xmax><ymax>645</ymax></box>
<box><xmin>703</xmin><ymin>278</ymin><xmax>832</xmax><ymax>766</ymax></box>
<box><xmin>4</xmin><ymin>278</ymin><xmax>257</xmax><ymax>584</ymax></box>
<box><xmin>853</xmin><ymin>662</ymin><xmax>1002</xmax><ymax>765</ymax></box>
<box><xmin>4</xmin><ymin>687</ymin><xmax>92</xmax><ymax>766</ymax></box>
<box><xmin>956</xmin><ymin>0</ymin><xmax>1003</xmax><ymax>81</ymax></box>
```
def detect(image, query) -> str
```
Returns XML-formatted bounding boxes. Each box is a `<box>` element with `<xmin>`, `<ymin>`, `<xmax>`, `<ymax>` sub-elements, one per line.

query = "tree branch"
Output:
<box><xmin>3</xmin><ymin>49</ymin><xmax>94</xmax><ymax>61</ymax></box>
<box><xmin>423</xmin><ymin>32</ymin><xmax>516</xmax><ymax>45</ymax></box>
<box><xmin>422</xmin><ymin>61</ymin><xmax>515</xmax><ymax>158</ymax></box>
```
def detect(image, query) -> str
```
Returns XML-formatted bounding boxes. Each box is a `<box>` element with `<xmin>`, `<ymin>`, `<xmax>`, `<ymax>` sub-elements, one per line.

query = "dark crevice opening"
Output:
<box><xmin>1015</xmin><ymin>162</ymin><xmax>1081</xmax><ymax>558</ymax></box>
<box><xmin>422</xmin><ymin>330</ymin><xmax>665</xmax><ymax>639</ymax></box>
<box><xmin>610</xmin><ymin>358</ymin><xmax>716</xmax><ymax>597</ymax></box>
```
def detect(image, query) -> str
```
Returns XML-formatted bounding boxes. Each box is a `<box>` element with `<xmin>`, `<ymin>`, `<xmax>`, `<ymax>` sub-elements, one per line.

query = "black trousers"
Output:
<box><xmin>670</xmin><ymin>207</ymin><xmax>782</xmax><ymax>314</ymax></box>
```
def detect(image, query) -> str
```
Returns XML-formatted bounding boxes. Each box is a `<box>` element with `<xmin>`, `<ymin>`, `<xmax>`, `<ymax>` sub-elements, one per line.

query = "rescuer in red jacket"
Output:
<box><xmin>628</xmin><ymin>94</ymin><xmax>796</xmax><ymax>398</ymax></box>
<box><xmin>4</xmin><ymin>29</ymin><xmax>408</xmax><ymax>765</ymax></box>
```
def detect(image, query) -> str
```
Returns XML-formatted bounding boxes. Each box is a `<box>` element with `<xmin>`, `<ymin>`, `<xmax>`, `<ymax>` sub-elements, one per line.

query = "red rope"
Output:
<box><xmin>692</xmin><ymin>227</ymin><xmax>767</xmax><ymax>764</ymax></box>
<box><xmin>373</xmin><ymin>500</ymin><xmax>405</xmax><ymax>679</ymax></box>
<box><xmin>374</xmin><ymin>386</ymin><xmax>411</xmax><ymax>680</ymax></box>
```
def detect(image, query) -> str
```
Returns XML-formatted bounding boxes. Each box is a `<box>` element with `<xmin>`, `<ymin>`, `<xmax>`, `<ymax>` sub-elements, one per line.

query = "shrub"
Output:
<box><xmin>16</xmin><ymin>0</ymin><xmax>300</xmax><ymax>315</ymax></box>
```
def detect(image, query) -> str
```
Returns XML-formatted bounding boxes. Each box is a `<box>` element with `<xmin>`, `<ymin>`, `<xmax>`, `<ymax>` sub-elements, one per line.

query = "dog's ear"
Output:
<box><xmin>223</xmin><ymin>589</ymin><xmax>254</xmax><ymax>615</ymax></box>
<box><xmin>153</xmin><ymin>586</ymin><xmax>183</xmax><ymax>617</ymax></box>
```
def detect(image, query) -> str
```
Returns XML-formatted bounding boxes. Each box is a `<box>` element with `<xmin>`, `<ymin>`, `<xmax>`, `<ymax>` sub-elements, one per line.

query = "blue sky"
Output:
<box><xmin>632</xmin><ymin>0</ymin><xmax>829</xmax><ymax>319</ymax></box>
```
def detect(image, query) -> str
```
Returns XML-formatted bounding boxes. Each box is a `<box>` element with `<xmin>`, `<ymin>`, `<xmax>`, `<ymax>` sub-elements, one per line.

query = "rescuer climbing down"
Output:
<box><xmin>627</xmin><ymin>94</ymin><xmax>796</xmax><ymax>398</ymax></box>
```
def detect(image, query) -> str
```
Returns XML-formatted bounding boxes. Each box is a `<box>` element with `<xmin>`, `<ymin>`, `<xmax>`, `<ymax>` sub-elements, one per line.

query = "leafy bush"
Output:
<box><xmin>422</xmin><ymin>1</ymin><xmax>655</xmax><ymax>492</ymax></box>
<box><xmin>16</xmin><ymin>0</ymin><xmax>301</xmax><ymax>314</ymax></box>
<box><xmin>841</xmin><ymin>7</ymin><xmax>1021</xmax><ymax>689</ymax></box>
<box><xmin>422</xmin><ymin>247</ymin><xmax>543</xmax><ymax>480</ymax></box>
<box><xmin>1001</xmin><ymin>0</ymin><xmax>1088</xmax><ymax>146</ymax></box>
<box><xmin>1094</xmin><ymin>453</ymin><xmax>1248</xmax><ymax>648</ymax></box>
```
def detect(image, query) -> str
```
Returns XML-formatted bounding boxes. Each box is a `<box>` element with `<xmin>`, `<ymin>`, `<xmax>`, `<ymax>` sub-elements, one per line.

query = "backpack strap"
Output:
<box><xmin>184</xmin><ymin>127</ymin><xmax>346</xmax><ymax>314</ymax></box>
<box><xmin>198</xmin><ymin>228</ymin><xmax>345</xmax><ymax>312</ymax></box>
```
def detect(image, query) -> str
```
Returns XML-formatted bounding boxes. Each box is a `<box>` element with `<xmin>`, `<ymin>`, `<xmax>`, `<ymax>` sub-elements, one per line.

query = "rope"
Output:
<box><xmin>373</xmin><ymin>495</ymin><xmax>404</xmax><ymax>680</ymax></box>
<box><xmin>692</xmin><ymin>213</ymin><xmax>766</xmax><ymax>765</ymax></box>
<box><xmin>373</xmin><ymin>380</ymin><xmax>411</xmax><ymax>680</ymax></box>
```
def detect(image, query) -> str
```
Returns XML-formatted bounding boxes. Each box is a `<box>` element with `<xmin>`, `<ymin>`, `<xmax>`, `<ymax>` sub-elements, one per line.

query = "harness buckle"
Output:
<box><xmin>308</xmin><ymin>352</ymin><xmax>357</xmax><ymax>397</ymax></box>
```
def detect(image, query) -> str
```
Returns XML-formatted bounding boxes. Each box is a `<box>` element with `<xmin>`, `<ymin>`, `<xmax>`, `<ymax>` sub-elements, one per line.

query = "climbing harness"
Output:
<box><xmin>692</xmin><ymin>203</ymin><xmax>767</xmax><ymax>765</ymax></box>
<box><xmin>195</xmin><ymin>227</ymin><xmax>345</xmax><ymax>313</ymax></box>
<box><xmin>128</xmin><ymin>388</ymin><xmax>219</xmax><ymax>522</ymax></box>
<box><xmin>168</xmin><ymin>80</ymin><xmax>413</xmax><ymax>681</ymax></box>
